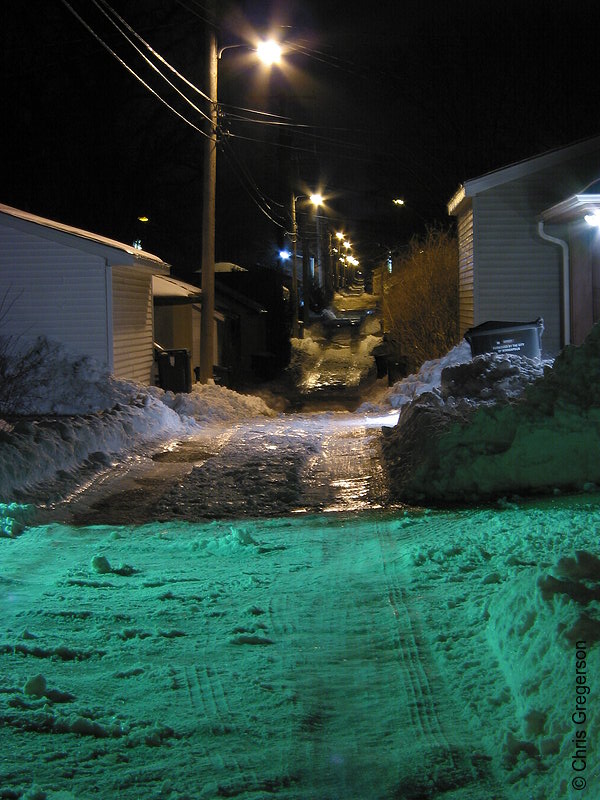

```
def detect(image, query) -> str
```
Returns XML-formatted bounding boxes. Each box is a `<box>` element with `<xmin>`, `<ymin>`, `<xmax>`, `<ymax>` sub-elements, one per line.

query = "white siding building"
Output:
<box><xmin>0</xmin><ymin>203</ymin><xmax>169</xmax><ymax>383</ymax></box>
<box><xmin>448</xmin><ymin>136</ymin><xmax>600</xmax><ymax>354</ymax></box>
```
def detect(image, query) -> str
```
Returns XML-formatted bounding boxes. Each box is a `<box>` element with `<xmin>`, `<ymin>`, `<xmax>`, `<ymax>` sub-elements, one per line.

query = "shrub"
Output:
<box><xmin>383</xmin><ymin>227</ymin><xmax>459</xmax><ymax>372</ymax></box>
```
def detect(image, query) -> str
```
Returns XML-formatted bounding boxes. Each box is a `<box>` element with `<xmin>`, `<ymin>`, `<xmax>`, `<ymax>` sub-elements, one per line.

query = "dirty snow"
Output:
<box><xmin>383</xmin><ymin>323</ymin><xmax>600</xmax><ymax>502</ymax></box>
<box><xmin>0</xmin><ymin>337</ymin><xmax>274</xmax><ymax>503</ymax></box>
<box><xmin>1</xmin><ymin>324</ymin><xmax>600</xmax><ymax>798</ymax></box>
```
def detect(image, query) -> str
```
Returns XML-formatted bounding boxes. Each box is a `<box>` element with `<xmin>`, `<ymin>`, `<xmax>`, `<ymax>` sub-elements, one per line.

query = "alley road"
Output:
<box><xmin>58</xmin><ymin>409</ymin><xmax>399</xmax><ymax>526</ymax></box>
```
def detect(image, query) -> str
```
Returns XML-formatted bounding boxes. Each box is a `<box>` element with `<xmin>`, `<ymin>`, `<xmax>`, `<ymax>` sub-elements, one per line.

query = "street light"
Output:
<box><xmin>290</xmin><ymin>192</ymin><xmax>323</xmax><ymax>335</ymax></box>
<box><xmin>199</xmin><ymin>5</ymin><xmax>282</xmax><ymax>382</ymax></box>
<box><xmin>256</xmin><ymin>39</ymin><xmax>282</xmax><ymax>65</ymax></box>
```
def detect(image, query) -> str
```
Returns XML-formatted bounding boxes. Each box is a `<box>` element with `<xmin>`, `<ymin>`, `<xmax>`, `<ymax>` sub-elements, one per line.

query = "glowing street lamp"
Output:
<box><xmin>290</xmin><ymin>191</ymin><xmax>324</xmax><ymax>335</ymax></box>
<box><xmin>256</xmin><ymin>39</ymin><xmax>282</xmax><ymax>66</ymax></box>
<box><xmin>199</xmin><ymin>7</ymin><xmax>282</xmax><ymax>382</ymax></box>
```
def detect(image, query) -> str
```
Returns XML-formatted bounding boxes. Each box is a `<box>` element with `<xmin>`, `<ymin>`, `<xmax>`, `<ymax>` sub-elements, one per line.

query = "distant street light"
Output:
<box><xmin>392</xmin><ymin>198</ymin><xmax>405</xmax><ymax>206</ymax></box>
<box><xmin>290</xmin><ymin>192</ymin><xmax>323</xmax><ymax>335</ymax></box>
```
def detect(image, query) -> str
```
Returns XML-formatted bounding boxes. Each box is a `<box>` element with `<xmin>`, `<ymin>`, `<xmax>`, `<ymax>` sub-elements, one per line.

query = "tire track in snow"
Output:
<box><xmin>376</xmin><ymin>522</ymin><xmax>506</xmax><ymax>798</ymax></box>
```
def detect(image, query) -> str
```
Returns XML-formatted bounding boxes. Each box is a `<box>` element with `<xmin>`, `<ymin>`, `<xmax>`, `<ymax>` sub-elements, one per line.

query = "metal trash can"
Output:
<box><xmin>157</xmin><ymin>348</ymin><xmax>192</xmax><ymax>393</ymax></box>
<box><xmin>464</xmin><ymin>318</ymin><xmax>544</xmax><ymax>359</ymax></box>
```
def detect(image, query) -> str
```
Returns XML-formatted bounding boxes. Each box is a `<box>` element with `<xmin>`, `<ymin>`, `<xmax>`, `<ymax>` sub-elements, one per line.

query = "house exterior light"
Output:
<box><xmin>584</xmin><ymin>211</ymin><xmax>600</xmax><ymax>227</ymax></box>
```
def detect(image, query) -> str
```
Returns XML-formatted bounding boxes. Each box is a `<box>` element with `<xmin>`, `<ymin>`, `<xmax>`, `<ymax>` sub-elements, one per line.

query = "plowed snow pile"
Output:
<box><xmin>383</xmin><ymin>323</ymin><xmax>600</xmax><ymax>502</ymax></box>
<box><xmin>0</xmin><ymin>337</ymin><xmax>274</xmax><ymax>502</ymax></box>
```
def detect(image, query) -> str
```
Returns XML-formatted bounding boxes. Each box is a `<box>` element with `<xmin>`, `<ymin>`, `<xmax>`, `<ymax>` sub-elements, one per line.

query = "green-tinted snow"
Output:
<box><xmin>1</xmin><ymin>498</ymin><xmax>599</xmax><ymax>799</ymax></box>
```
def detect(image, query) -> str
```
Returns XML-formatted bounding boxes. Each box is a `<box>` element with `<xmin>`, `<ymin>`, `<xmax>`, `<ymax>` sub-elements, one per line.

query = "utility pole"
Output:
<box><xmin>199</xmin><ymin>0</ymin><xmax>217</xmax><ymax>383</ymax></box>
<box><xmin>291</xmin><ymin>194</ymin><xmax>299</xmax><ymax>338</ymax></box>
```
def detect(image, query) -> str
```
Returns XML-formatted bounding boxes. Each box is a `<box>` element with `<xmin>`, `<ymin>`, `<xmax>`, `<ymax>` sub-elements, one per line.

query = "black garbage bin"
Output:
<box><xmin>387</xmin><ymin>357</ymin><xmax>409</xmax><ymax>385</ymax></box>
<box><xmin>464</xmin><ymin>318</ymin><xmax>544</xmax><ymax>359</ymax></box>
<box><xmin>157</xmin><ymin>349</ymin><xmax>192</xmax><ymax>393</ymax></box>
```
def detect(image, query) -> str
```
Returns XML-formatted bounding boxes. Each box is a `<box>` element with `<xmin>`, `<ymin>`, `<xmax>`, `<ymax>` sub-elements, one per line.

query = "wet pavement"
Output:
<box><xmin>61</xmin><ymin>409</ymin><xmax>399</xmax><ymax>526</ymax></box>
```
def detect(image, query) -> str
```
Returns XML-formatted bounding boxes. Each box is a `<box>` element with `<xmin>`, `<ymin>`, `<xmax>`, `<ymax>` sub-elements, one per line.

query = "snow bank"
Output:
<box><xmin>384</xmin><ymin>341</ymin><xmax>472</xmax><ymax>409</ymax></box>
<box><xmin>0</xmin><ymin>338</ymin><xmax>274</xmax><ymax>503</ymax></box>
<box><xmin>403</xmin><ymin>499</ymin><xmax>600</xmax><ymax>798</ymax></box>
<box><xmin>384</xmin><ymin>324</ymin><xmax>600</xmax><ymax>502</ymax></box>
<box><xmin>0</xmin><ymin>336</ymin><xmax>142</xmax><ymax>415</ymax></box>
<box><xmin>150</xmin><ymin>382</ymin><xmax>275</xmax><ymax>425</ymax></box>
<box><xmin>0</xmin><ymin>395</ymin><xmax>187</xmax><ymax>502</ymax></box>
<box><xmin>290</xmin><ymin>328</ymin><xmax>381</xmax><ymax>394</ymax></box>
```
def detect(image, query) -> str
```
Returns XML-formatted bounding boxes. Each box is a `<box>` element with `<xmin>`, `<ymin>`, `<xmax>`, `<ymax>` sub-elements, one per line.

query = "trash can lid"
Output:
<box><xmin>464</xmin><ymin>318</ymin><xmax>544</xmax><ymax>339</ymax></box>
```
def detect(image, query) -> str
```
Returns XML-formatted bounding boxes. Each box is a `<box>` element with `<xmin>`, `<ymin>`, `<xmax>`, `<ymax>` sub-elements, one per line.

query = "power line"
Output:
<box><xmin>219</xmin><ymin>137</ymin><xmax>287</xmax><ymax>230</ymax></box>
<box><xmin>173</xmin><ymin>0</ymin><xmax>217</xmax><ymax>27</ymax></box>
<box><xmin>96</xmin><ymin>0</ymin><xmax>213</xmax><ymax>106</ymax></box>
<box><xmin>58</xmin><ymin>0</ymin><xmax>212</xmax><ymax>138</ymax></box>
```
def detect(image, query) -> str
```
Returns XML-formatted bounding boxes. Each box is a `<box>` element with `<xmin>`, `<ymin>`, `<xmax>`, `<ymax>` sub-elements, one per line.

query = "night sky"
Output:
<box><xmin>2</xmin><ymin>0</ymin><xmax>600</xmax><ymax>276</ymax></box>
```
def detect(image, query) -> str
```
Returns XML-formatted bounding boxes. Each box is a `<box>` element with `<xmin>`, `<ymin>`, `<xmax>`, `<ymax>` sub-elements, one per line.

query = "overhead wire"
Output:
<box><xmin>95</xmin><ymin>0</ymin><xmax>213</xmax><ymax>106</ymax></box>
<box><xmin>218</xmin><ymin>137</ymin><xmax>288</xmax><ymax>229</ymax></box>
<box><xmin>220</xmin><ymin>136</ymin><xmax>286</xmax><ymax>212</ymax></box>
<box><xmin>58</xmin><ymin>1</ymin><xmax>432</xmax><ymax>230</ymax></box>
<box><xmin>173</xmin><ymin>0</ymin><xmax>217</xmax><ymax>27</ymax></box>
<box><xmin>58</xmin><ymin>0</ymin><xmax>212</xmax><ymax>139</ymax></box>
<box><xmin>59</xmin><ymin>0</ymin><xmax>292</xmax><ymax>231</ymax></box>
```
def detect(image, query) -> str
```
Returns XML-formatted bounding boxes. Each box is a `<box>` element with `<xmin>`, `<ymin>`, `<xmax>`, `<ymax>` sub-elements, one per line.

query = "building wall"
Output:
<box><xmin>111</xmin><ymin>266</ymin><xmax>154</xmax><ymax>383</ymax></box>
<box><xmin>0</xmin><ymin>221</ymin><xmax>109</xmax><ymax>365</ymax></box>
<box><xmin>154</xmin><ymin>305</ymin><xmax>194</xmax><ymax>354</ymax></box>
<box><xmin>154</xmin><ymin>303</ymin><xmax>202</xmax><ymax>378</ymax></box>
<box><xmin>456</xmin><ymin>146</ymin><xmax>600</xmax><ymax>354</ymax></box>
<box><xmin>473</xmin><ymin>178</ymin><xmax>562</xmax><ymax>353</ymax></box>
<box><xmin>457</xmin><ymin>207</ymin><xmax>475</xmax><ymax>335</ymax></box>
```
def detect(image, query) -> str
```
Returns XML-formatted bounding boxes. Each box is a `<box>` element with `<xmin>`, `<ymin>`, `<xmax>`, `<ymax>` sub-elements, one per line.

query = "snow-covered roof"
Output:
<box><xmin>0</xmin><ymin>203</ymin><xmax>170</xmax><ymax>272</ymax></box>
<box><xmin>447</xmin><ymin>135</ymin><xmax>600</xmax><ymax>215</ymax></box>
<box><xmin>214</xmin><ymin>262</ymin><xmax>248</xmax><ymax>273</ymax></box>
<box><xmin>152</xmin><ymin>275</ymin><xmax>202</xmax><ymax>302</ymax></box>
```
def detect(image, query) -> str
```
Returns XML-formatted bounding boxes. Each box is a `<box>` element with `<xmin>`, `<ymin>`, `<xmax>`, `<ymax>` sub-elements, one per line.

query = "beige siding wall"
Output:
<box><xmin>0</xmin><ymin>223</ymin><xmax>109</xmax><ymax>365</ymax></box>
<box><xmin>111</xmin><ymin>266</ymin><xmax>154</xmax><ymax>383</ymax></box>
<box><xmin>471</xmin><ymin>150</ymin><xmax>600</xmax><ymax>354</ymax></box>
<box><xmin>457</xmin><ymin>208</ymin><xmax>474</xmax><ymax>335</ymax></box>
<box><xmin>474</xmin><ymin>178</ymin><xmax>562</xmax><ymax>353</ymax></box>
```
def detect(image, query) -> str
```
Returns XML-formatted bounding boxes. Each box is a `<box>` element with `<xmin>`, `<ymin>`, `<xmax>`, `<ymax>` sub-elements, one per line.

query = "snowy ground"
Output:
<box><xmin>2</xmin><ymin>330</ymin><xmax>600</xmax><ymax>798</ymax></box>
<box><xmin>2</xmin><ymin>498</ymin><xmax>599</xmax><ymax>799</ymax></box>
<box><xmin>0</xmin><ymin>338</ymin><xmax>274</xmax><ymax>508</ymax></box>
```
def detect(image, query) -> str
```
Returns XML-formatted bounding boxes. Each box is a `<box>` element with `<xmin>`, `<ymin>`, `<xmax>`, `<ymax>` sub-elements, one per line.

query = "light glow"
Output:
<box><xmin>279</xmin><ymin>249</ymin><xmax>291</xmax><ymax>260</ymax></box>
<box><xmin>256</xmin><ymin>39</ymin><xmax>282</xmax><ymax>65</ymax></box>
<box><xmin>393</xmin><ymin>198</ymin><xmax>405</xmax><ymax>206</ymax></box>
<box><xmin>585</xmin><ymin>211</ymin><xmax>600</xmax><ymax>227</ymax></box>
<box><xmin>310</xmin><ymin>193</ymin><xmax>324</xmax><ymax>206</ymax></box>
